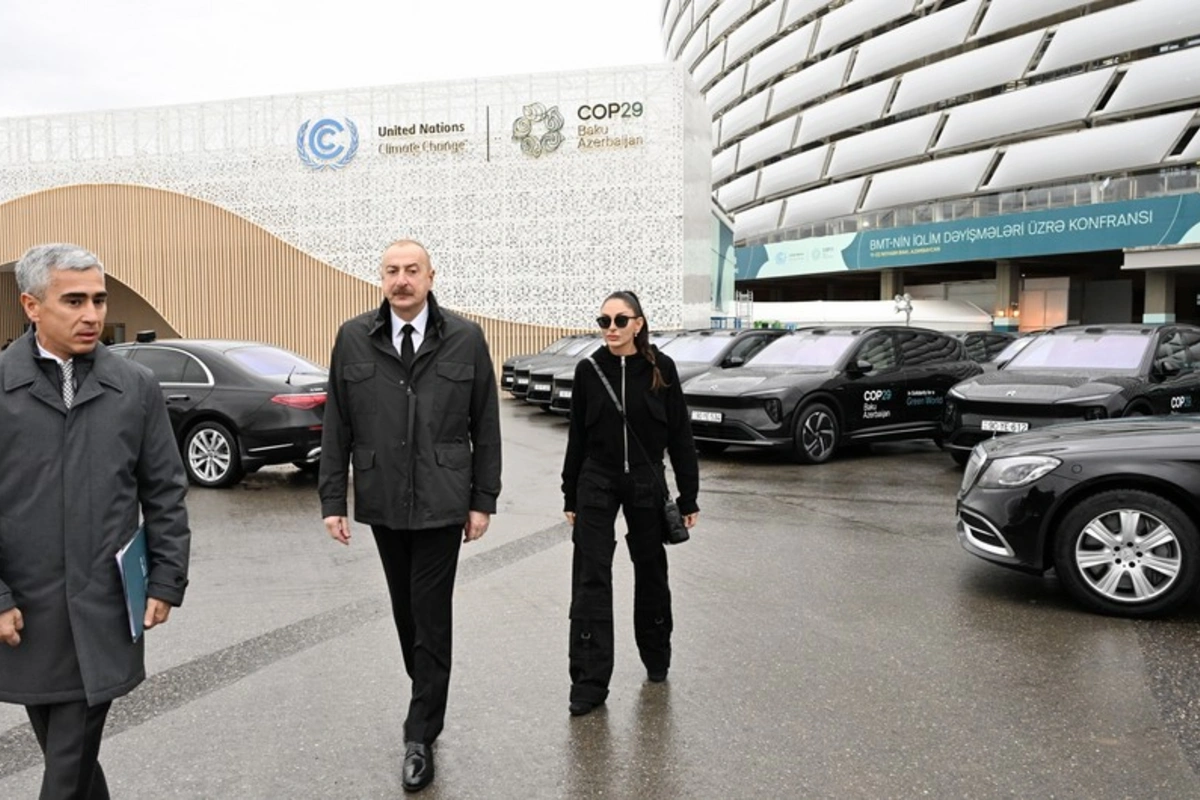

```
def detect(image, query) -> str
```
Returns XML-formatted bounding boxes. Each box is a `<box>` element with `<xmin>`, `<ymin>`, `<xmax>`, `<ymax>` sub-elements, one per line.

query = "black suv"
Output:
<box><xmin>683</xmin><ymin>326</ymin><xmax>982</xmax><ymax>463</ymax></box>
<box><xmin>942</xmin><ymin>324</ymin><xmax>1200</xmax><ymax>464</ymax></box>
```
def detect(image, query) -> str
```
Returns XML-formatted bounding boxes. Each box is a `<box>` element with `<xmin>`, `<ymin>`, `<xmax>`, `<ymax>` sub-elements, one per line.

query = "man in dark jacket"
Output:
<box><xmin>319</xmin><ymin>239</ymin><xmax>501</xmax><ymax>793</ymax></box>
<box><xmin>0</xmin><ymin>243</ymin><xmax>190</xmax><ymax>800</ymax></box>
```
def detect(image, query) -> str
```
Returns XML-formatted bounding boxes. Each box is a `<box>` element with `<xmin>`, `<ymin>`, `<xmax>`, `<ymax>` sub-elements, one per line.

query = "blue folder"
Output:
<box><xmin>115</xmin><ymin>526</ymin><xmax>148</xmax><ymax>642</ymax></box>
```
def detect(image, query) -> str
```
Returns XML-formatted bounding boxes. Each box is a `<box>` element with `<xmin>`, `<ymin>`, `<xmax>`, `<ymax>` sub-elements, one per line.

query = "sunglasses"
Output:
<box><xmin>596</xmin><ymin>314</ymin><xmax>640</xmax><ymax>330</ymax></box>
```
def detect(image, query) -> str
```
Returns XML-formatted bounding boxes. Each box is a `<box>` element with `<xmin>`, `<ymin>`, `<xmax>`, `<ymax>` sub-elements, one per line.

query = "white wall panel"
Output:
<box><xmin>693</xmin><ymin>44</ymin><xmax>726</xmax><ymax>90</ymax></box>
<box><xmin>694</xmin><ymin>0</ymin><xmax>720</xmax><ymax>22</ymax></box>
<box><xmin>975</xmin><ymin>0</ymin><xmax>1092</xmax><ymax>39</ymax></box>
<box><xmin>707</xmin><ymin>64</ymin><xmax>747</xmax><ymax>112</ymax></box>
<box><xmin>680</xmin><ymin>19</ymin><xmax>710</xmax><ymax>68</ymax></box>
<box><xmin>737</xmin><ymin>116</ymin><xmax>799</xmax><ymax>168</ymax></box>
<box><xmin>734</xmin><ymin>199</ymin><xmax>785</xmax><ymax>238</ymax></box>
<box><xmin>717</xmin><ymin>171</ymin><xmax>760</xmax><ymax>209</ymax></box>
<box><xmin>827</xmin><ymin>112</ymin><xmax>940</xmax><ymax>177</ymax></box>
<box><xmin>796</xmin><ymin>79</ymin><xmax>894</xmax><ymax>145</ymax></box>
<box><xmin>783</xmin><ymin>0</ymin><xmax>829</xmax><ymax>27</ymax></box>
<box><xmin>719</xmin><ymin>91</ymin><xmax>772</xmax><ymax>143</ymax></box>
<box><xmin>667</xmin><ymin>9</ymin><xmax>692</xmax><ymax>60</ymax></box>
<box><xmin>848</xmin><ymin>0</ymin><xmax>981</xmax><ymax>84</ymax></box>
<box><xmin>1099</xmin><ymin>47</ymin><xmax>1200</xmax><ymax>116</ymax></box>
<box><xmin>1180</xmin><ymin>128</ymin><xmax>1200</xmax><ymax>163</ymax></box>
<box><xmin>708</xmin><ymin>0</ymin><xmax>754</xmax><ymax>46</ymax></box>
<box><xmin>780</xmin><ymin>177</ymin><xmax>867</xmax><ymax>226</ymax></box>
<box><xmin>890</xmin><ymin>31</ymin><xmax>1042</xmax><ymax>115</ymax></box>
<box><xmin>746</xmin><ymin>24</ymin><xmax>816</xmax><ymax>91</ymax></box>
<box><xmin>758</xmin><ymin>144</ymin><xmax>830</xmax><ymax>198</ymax></box>
<box><xmin>813</xmin><ymin>0</ymin><xmax>917</xmax><ymax>56</ymax></box>
<box><xmin>713</xmin><ymin>146</ymin><xmax>739</xmax><ymax>183</ymax></box>
<box><xmin>1034</xmin><ymin>0</ymin><xmax>1200</xmax><ymax>74</ymax></box>
<box><xmin>769</xmin><ymin>49</ymin><xmax>852</xmax><ymax>117</ymax></box>
<box><xmin>726</xmin><ymin>2</ymin><xmax>785</xmax><ymax>65</ymax></box>
<box><xmin>985</xmin><ymin>112</ymin><xmax>1195</xmax><ymax>191</ymax></box>
<box><xmin>861</xmin><ymin>150</ymin><xmax>994</xmax><ymax>211</ymax></box>
<box><xmin>934</xmin><ymin>69</ymin><xmax>1114</xmax><ymax>151</ymax></box>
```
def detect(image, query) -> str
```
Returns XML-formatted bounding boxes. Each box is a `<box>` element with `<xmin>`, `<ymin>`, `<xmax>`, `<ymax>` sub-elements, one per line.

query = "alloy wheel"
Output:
<box><xmin>1074</xmin><ymin>508</ymin><xmax>1182</xmax><ymax>604</ymax></box>
<box><xmin>188</xmin><ymin>427</ymin><xmax>233</xmax><ymax>483</ymax></box>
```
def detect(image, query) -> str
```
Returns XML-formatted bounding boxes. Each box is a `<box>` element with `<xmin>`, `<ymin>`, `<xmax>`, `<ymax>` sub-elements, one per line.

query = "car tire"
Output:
<box><xmin>696</xmin><ymin>441</ymin><xmax>728</xmax><ymax>456</ymax></box>
<box><xmin>950</xmin><ymin>449</ymin><xmax>971</xmax><ymax>467</ymax></box>
<box><xmin>1052</xmin><ymin>489</ymin><xmax>1199</xmax><ymax>617</ymax></box>
<box><xmin>792</xmin><ymin>402</ymin><xmax>839</xmax><ymax>465</ymax></box>
<box><xmin>184</xmin><ymin>421</ymin><xmax>245</xmax><ymax>488</ymax></box>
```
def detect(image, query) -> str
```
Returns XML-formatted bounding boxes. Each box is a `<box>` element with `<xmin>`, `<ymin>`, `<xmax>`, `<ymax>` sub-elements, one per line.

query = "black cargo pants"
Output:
<box><xmin>569</xmin><ymin>459</ymin><xmax>673</xmax><ymax>705</ymax></box>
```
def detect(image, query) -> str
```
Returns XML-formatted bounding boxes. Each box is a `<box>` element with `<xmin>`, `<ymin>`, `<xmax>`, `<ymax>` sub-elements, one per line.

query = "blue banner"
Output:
<box><xmin>737</xmin><ymin>194</ymin><xmax>1200</xmax><ymax>280</ymax></box>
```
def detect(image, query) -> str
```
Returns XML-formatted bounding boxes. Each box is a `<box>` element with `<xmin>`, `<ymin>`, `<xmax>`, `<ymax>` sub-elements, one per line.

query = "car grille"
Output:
<box><xmin>964</xmin><ymin>401</ymin><xmax>1094</xmax><ymax>421</ymax></box>
<box><xmin>958</xmin><ymin>509</ymin><xmax>1014</xmax><ymax>558</ymax></box>
<box><xmin>691</xmin><ymin>422</ymin><xmax>758</xmax><ymax>442</ymax></box>
<box><xmin>684</xmin><ymin>395</ymin><xmax>758</xmax><ymax>410</ymax></box>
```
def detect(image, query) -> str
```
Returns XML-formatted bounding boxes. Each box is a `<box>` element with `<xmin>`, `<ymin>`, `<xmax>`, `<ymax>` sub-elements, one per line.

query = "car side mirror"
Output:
<box><xmin>850</xmin><ymin>359</ymin><xmax>875</xmax><ymax>376</ymax></box>
<box><xmin>722</xmin><ymin>355</ymin><xmax>746</xmax><ymax>368</ymax></box>
<box><xmin>1158</xmin><ymin>361</ymin><xmax>1182</xmax><ymax>378</ymax></box>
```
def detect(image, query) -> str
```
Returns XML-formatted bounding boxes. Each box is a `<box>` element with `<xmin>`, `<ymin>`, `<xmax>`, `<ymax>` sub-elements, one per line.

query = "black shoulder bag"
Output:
<box><xmin>587</xmin><ymin>357</ymin><xmax>690</xmax><ymax>545</ymax></box>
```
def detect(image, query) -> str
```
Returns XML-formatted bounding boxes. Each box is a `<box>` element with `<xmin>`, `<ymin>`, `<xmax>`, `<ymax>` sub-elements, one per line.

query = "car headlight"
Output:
<box><xmin>975</xmin><ymin>455</ymin><xmax>1061</xmax><ymax>489</ymax></box>
<box><xmin>948</xmin><ymin>386</ymin><xmax>967</xmax><ymax>400</ymax></box>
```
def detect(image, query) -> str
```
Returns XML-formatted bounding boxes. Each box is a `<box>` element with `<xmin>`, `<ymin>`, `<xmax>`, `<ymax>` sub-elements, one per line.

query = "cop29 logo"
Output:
<box><xmin>297</xmin><ymin>118</ymin><xmax>359</xmax><ymax>170</ymax></box>
<box><xmin>512</xmin><ymin>103</ymin><xmax>564</xmax><ymax>158</ymax></box>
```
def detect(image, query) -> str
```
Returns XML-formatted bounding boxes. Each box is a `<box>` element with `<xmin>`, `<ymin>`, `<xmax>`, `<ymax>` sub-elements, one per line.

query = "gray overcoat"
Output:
<box><xmin>0</xmin><ymin>332</ymin><xmax>190</xmax><ymax>706</ymax></box>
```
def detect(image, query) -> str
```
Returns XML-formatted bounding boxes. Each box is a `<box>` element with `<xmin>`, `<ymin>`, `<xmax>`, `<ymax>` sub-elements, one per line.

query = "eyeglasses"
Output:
<box><xmin>596</xmin><ymin>314</ymin><xmax>639</xmax><ymax>330</ymax></box>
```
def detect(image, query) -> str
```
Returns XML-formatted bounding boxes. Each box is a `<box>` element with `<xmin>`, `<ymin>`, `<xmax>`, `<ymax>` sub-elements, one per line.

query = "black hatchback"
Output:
<box><xmin>956</xmin><ymin>416</ymin><xmax>1200</xmax><ymax>616</ymax></box>
<box><xmin>942</xmin><ymin>324</ymin><xmax>1200</xmax><ymax>464</ymax></box>
<box><xmin>683</xmin><ymin>326</ymin><xmax>981</xmax><ymax>463</ymax></box>
<box><xmin>112</xmin><ymin>339</ymin><xmax>328</xmax><ymax>487</ymax></box>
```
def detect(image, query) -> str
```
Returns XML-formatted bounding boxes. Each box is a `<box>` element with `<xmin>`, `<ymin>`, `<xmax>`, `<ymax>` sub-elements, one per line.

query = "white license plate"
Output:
<box><xmin>981</xmin><ymin>419</ymin><xmax>1029</xmax><ymax>433</ymax></box>
<box><xmin>691</xmin><ymin>410</ymin><xmax>723</xmax><ymax>423</ymax></box>
<box><xmin>532</xmin><ymin>383</ymin><xmax>551</xmax><ymax>392</ymax></box>
<box><xmin>557</xmin><ymin>389</ymin><xmax>572</xmax><ymax>399</ymax></box>
<box><xmin>516</xmin><ymin>378</ymin><xmax>528</xmax><ymax>386</ymax></box>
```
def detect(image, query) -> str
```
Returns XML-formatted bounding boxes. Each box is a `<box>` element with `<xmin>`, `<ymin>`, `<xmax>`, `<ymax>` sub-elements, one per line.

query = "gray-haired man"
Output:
<box><xmin>0</xmin><ymin>243</ymin><xmax>190</xmax><ymax>799</ymax></box>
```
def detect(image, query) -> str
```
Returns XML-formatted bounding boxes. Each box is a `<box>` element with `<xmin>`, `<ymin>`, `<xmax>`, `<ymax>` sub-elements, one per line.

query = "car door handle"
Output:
<box><xmin>167</xmin><ymin>394</ymin><xmax>190</xmax><ymax>401</ymax></box>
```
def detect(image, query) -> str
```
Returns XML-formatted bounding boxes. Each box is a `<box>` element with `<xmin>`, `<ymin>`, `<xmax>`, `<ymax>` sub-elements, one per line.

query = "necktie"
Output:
<box><xmin>61</xmin><ymin>359</ymin><xmax>75</xmax><ymax>409</ymax></box>
<box><xmin>400</xmin><ymin>324</ymin><xmax>415</xmax><ymax>370</ymax></box>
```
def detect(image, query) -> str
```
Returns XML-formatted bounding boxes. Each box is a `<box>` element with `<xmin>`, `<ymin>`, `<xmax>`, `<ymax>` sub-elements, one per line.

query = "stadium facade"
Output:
<box><xmin>663</xmin><ymin>0</ymin><xmax>1200</xmax><ymax>329</ymax></box>
<box><xmin>0</xmin><ymin>64</ymin><xmax>713</xmax><ymax>365</ymax></box>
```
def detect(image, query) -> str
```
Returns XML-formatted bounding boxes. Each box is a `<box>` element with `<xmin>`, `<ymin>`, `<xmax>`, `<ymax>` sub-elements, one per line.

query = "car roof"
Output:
<box><xmin>1046</xmin><ymin>324</ymin><xmax>1176</xmax><ymax>336</ymax></box>
<box><xmin>115</xmin><ymin>338</ymin><xmax>279</xmax><ymax>353</ymax></box>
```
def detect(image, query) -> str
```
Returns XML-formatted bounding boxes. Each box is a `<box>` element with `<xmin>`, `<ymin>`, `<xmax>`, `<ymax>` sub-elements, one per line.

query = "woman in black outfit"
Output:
<box><xmin>561</xmin><ymin>290</ymin><xmax>700</xmax><ymax>716</ymax></box>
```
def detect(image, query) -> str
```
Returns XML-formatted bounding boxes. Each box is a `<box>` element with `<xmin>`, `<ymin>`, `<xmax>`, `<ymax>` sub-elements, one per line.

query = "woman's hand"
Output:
<box><xmin>684</xmin><ymin>512</ymin><xmax>699</xmax><ymax>528</ymax></box>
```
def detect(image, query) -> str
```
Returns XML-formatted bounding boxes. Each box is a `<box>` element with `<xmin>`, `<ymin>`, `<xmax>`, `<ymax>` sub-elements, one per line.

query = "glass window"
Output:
<box><xmin>1006</xmin><ymin>333</ymin><xmax>1151</xmax><ymax>372</ymax></box>
<box><xmin>1157</xmin><ymin>330</ymin><xmax>1200</xmax><ymax>374</ymax></box>
<box><xmin>900</xmin><ymin>333</ymin><xmax>958</xmax><ymax>366</ymax></box>
<box><xmin>728</xmin><ymin>333</ymin><xmax>778</xmax><ymax>363</ymax></box>
<box><xmin>134</xmin><ymin>348</ymin><xmax>191</xmax><ymax>383</ymax></box>
<box><xmin>226</xmin><ymin>346</ymin><xmax>325</xmax><ymax>379</ymax></box>
<box><xmin>751</xmin><ymin>333</ymin><xmax>856</xmax><ymax>367</ymax></box>
<box><xmin>853</xmin><ymin>333</ymin><xmax>898</xmax><ymax>370</ymax></box>
<box><xmin>659</xmin><ymin>335</ymin><xmax>730</xmax><ymax>363</ymax></box>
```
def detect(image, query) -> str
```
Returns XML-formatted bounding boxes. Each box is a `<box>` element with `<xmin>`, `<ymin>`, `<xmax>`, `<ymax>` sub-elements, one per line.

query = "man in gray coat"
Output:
<box><xmin>0</xmin><ymin>243</ymin><xmax>190</xmax><ymax>800</ymax></box>
<box><xmin>320</xmin><ymin>239</ymin><xmax>501</xmax><ymax>793</ymax></box>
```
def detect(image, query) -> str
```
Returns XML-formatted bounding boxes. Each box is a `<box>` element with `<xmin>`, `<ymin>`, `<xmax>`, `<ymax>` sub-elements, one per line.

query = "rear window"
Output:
<box><xmin>751</xmin><ymin>333</ymin><xmax>855</xmax><ymax>368</ymax></box>
<box><xmin>1005</xmin><ymin>333</ymin><xmax>1151</xmax><ymax>371</ymax></box>
<box><xmin>226</xmin><ymin>346</ymin><xmax>326</xmax><ymax>378</ymax></box>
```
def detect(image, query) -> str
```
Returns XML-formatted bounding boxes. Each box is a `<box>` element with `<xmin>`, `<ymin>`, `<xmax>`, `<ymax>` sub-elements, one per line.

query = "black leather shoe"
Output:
<box><xmin>647</xmin><ymin>669</ymin><xmax>668</xmax><ymax>683</ymax></box>
<box><xmin>402</xmin><ymin>742</ymin><xmax>434</xmax><ymax>792</ymax></box>
<box><xmin>569</xmin><ymin>699</ymin><xmax>602</xmax><ymax>716</ymax></box>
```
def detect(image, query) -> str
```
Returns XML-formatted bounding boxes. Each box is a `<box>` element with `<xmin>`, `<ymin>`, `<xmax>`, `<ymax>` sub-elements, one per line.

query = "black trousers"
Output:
<box><xmin>25</xmin><ymin>700</ymin><xmax>112</xmax><ymax>800</ymax></box>
<box><xmin>569</xmin><ymin>461</ymin><xmax>673</xmax><ymax>705</ymax></box>
<box><xmin>372</xmin><ymin>524</ymin><xmax>462</xmax><ymax>745</ymax></box>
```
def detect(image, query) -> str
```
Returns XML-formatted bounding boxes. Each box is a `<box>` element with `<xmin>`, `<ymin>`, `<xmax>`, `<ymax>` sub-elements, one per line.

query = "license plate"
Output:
<box><xmin>981</xmin><ymin>419</ymin><xmax>1029</xmax><ymax>433</ymax></box>
<box><xmin>558</xmin><ymin>389</ymin><xmax>572</xmax><ymax>399</ymax></box>
<box><xmin>516</xmin><ymin>378</ymin><xmax>528</xmax><ymax>386</ymax></box>
<box><xmin>691</xmin><ymin>410</ymin><xmax>723</xmax><ymax>423</ymax></box>
<box><xmin>532</xmin><ymin>383</ymin><xmax>551</xmax><ymax>392</ymax></box>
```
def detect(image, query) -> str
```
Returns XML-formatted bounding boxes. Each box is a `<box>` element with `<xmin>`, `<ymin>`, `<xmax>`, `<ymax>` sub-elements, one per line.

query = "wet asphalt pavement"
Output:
<box><xmin>2</xmin><ymin>398</ymin><xmax>1200</xmax><ymax>799</ymax></box>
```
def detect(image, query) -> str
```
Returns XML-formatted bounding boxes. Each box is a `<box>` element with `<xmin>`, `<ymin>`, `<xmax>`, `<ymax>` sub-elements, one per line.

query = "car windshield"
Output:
<box><xmin>992</xmin><ymin>336</ymin><xmax>1036</xmax><ymax>364</ymax></box>
<box><xmin>750</xmin><ymin>333</ymin><xmax>855</xmax><ymax>367</ymax></box>
<box><xmin>540</xmin><ymin>337</ymin><xmax>574</xmax><ymax>355</ymax></box>
<box><xmin>226</xmin><ymin>346</ymin><xmax>326</xmax><ymax>379</ymax></box>
<box><xmin>1005</xmin><ymin>333</ymin><xmax>1151</xmax><ymax>371</ymax></box>
<box><xmin>561</xmin><ymin>337</ymin><xmax>598</xmax><ymax>356</ymax></box>
<box><xmin>659</xmin><ymin>335</ymin><xmax>729</xmax><ymax>363</ymax></box>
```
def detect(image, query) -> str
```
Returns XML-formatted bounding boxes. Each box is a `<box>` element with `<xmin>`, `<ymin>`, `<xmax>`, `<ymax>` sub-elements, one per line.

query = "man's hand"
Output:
<box><xmin>325</xmin><ymin>516</ymin><xmax>351</xmax><ymax>545</ymax></box>
<box><xmin>144</xmin><ymin>598</ymin><xmax>172</xmax><ymax>631</ymax></box>
<box><xmin>0</xmin><ymin>607</ymin><xmax>23</xmax><ymax>647</ymax></box>
<box><xmin>463</xmin><ymin>510</ymin><xmax>490</xmax><ymax>543</ymax></box>
<box><xmin>564</xmin><ymin>512</ymin><xmax>576</xmax><ymax>526</ymax></box>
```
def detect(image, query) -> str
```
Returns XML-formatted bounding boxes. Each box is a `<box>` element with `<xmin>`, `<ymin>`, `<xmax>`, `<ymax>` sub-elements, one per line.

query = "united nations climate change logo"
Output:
<box><xmin>297</xmin><ymin>118</ymin><xmax>359</xmax><ymax>170</ymax></box>
<box><xmin>512</xmin><ymin>103</ymin><xmax>564</xmax><ymax>158</ymax></box>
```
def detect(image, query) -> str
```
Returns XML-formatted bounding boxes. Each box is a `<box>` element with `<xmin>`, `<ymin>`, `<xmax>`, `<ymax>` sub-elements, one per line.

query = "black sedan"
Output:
<box><xmin>501</xmin><ymin>334</ymin><xmax>581</xmax><ymax>392</ymax></box>
<box><xmin>943</xmin><ymin>324</ymin><xmax>1200</xmax><ymax>464</ymax></box>
<box><xmin>112</xmin><ymin>339</ymin><xmax>328</xmax><ymax>487</ymax></box>
<box><xmin>683</xmin><ymin>326</ymin><xmax>981</xmax><ymax>463</ymax></box>
<box><xmin>956</xmin><ymin>417</ymin><xmax>1200</xmax><ymax>616</ymax></box>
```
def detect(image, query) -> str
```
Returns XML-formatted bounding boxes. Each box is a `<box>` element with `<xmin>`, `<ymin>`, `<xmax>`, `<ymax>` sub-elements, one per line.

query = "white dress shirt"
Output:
<box><xmin>391</xmin><ymin>304</ymin><xmax>429</xmax><ymax>361</ymax></box>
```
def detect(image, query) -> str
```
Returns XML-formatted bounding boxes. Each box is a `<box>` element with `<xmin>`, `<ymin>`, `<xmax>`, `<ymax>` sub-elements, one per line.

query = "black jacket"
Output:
<box><xmin>561</xmin><ymin>345</ymin><xmax>699</xmax><ymax>515</ymax></box>
<box><xmin>319</xmin><ymin>294</ymin><xmax>502</xmax><ymax>529</ymax></box>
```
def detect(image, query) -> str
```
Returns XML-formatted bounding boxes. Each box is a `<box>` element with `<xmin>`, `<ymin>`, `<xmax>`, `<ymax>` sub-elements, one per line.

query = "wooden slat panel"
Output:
<box><xmin>0</xmin><ymin>184</ymin><xmax>586</xmax><ymax>375</ymax></box>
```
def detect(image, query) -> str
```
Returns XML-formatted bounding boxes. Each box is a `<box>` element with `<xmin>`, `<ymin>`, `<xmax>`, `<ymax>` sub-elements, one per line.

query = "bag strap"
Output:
<box><xmin>587</xmin><ymin>356</ymin><xmax>673</xmax><ymax>503</ymax></box>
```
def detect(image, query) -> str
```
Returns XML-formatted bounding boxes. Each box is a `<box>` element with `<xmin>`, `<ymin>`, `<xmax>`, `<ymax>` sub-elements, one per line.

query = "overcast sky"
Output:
<box><xmin>0</xmin><ymin>1</ymin><xmax>666</xmax><ymax>118</ymax></box>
